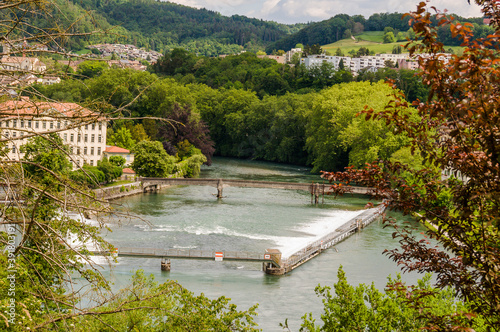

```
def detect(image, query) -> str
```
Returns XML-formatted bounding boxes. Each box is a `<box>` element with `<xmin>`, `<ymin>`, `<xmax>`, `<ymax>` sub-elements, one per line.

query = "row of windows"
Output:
<box><xmin>73</xmin><ymin>159</ymin><xmax>98</xmax><ymax>166</ymax></box>
<box><xmin>69</xmin><ymin>146</ymin><xmax>101</xmax><ymax>156</ymax></box>
<box><xmin>10</xmin><ymin>145</ymin><xmax>102</xmax><ymax>156</ymax></box>
<box><xmin>64</xmin><ymin>133</ymin><xmax>102</xmax><ymax>143</ymax></box>
<box><xmin>3</xmin><ymin>131</ymin><xmax>103</xmax><ymax>143</ymax></box>
<box><xmin>1</xmin><ymin>119</ymin><xmax>104</xmax><ymax>131</ymax></box>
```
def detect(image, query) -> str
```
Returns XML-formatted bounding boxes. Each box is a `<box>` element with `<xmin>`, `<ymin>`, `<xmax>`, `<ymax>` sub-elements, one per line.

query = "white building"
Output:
<box><xmin>285</xmin><ymin>48</ymin><xmax>302</xmax><ymax>63</ymax></box>
<box><xmin>300</xmin><ymin>52</ymin><xmax>452</xmax><ymax>74</ymax></box>
<box><xmin>103</xmin><ymin>146</ymin><xmax>134</xmax><ymax>166</ymax></box>
<box><xmin>0</xmin><ymin>56</ymin><xmax>46</xmax><ymax>73</ymax></box>
<box><xmin>0</xmin><ymin>100</ymin><xmax>107</xmax><ymax>168</ymax></box>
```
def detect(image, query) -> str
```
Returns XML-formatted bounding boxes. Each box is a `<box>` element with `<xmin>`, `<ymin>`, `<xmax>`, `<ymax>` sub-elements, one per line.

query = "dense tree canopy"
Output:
<box><xmin>131</xmin><ymin>140</ymin><xmax>176</xmax><ymax>177</ymax></box>
<box><xmin>321</xmin><ymin>1</ymin><xmax>500</xmax><ymax>329</ymax></box>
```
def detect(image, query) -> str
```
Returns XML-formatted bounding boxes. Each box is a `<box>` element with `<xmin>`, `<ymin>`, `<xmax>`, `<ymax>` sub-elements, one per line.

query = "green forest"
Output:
<box><xmin>34</xmin><ymin>50</ymin><xmax>429</xmax><ymax>172</ymax></box>
<box><xmin>9</xmin><ymin>0</ymin><xmax>490</xmax><ymax>55</ymax></box>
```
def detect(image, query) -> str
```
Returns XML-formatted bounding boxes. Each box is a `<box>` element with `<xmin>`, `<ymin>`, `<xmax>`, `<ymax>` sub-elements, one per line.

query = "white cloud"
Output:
<box><xmin>165</xmin><ymin>0</ymin><xmax>484</xmax><ymax>24</ymax></box>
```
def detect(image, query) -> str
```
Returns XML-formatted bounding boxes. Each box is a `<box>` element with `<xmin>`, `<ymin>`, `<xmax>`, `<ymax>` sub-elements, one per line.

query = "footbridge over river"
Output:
<box><xmin>140</xmin><ymin>177</ymin><xmax>374</xmax><ymax>204</ymax></box>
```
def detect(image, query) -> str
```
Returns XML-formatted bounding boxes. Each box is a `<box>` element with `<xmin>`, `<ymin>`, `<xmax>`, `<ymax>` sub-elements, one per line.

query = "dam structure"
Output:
<box><xmin>96</xmin><ymin>202</ymin><xmax>386</xmax><ymax>275</ymax></box>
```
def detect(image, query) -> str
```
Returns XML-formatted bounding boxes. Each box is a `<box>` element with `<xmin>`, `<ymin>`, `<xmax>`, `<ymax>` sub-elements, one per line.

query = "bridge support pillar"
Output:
<box><xmin>263</xmin><ymin>249</ymin><xmax>285</xmax><ymax>275</ymax></box>
<box><xmin>311</xmin><ymin>183</ymin><xmax>319</xmax><ymax>205</ymax></box>
<box><xmin>217</xmin><ymin>179</ymin><xmax>223</xmax><ymax>199</ymax></box>
<box><xmin>161</xmin><ymin>258</ymin><xmax>171</xmax><ymax>271</ymax></box>
<box><xmin>263</xmin><ymin>262</ymin><xmax>285</xmax><ymax>275</ymax></box>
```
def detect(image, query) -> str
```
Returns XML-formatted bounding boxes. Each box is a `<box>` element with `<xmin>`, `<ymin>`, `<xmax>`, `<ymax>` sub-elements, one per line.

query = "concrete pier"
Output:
<box><xmin>161</xmin><ymin>258</ymin><xmax>171</xmax><ymax>271</ymax></box>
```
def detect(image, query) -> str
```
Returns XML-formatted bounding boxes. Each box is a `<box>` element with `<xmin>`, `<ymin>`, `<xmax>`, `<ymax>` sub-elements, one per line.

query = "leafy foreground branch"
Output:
<box><xmin>0</xmin><ymin>122</ymin><xmax>258</xmax><ymax>331</ymax></box>
<box><xmin>38</xmin><ymin>271</ymin><xmax>259</xmax><ymax>332</ymax></box>
<box><xmin>321</xmin><ymin>1</ymin><xmax>500</xmax><ymax>330</ymax></box>
<box><xmin>296</xmin><ymin>266</ymin><xmax>485</xmax><ymax>332</ymax></box>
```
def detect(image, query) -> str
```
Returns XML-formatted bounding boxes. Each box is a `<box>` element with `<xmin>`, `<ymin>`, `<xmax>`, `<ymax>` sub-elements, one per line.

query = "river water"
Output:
<box><xmin>99</xmin><ymin>157</ymin><xmax>425</xmax><ymax>331</ymax></box>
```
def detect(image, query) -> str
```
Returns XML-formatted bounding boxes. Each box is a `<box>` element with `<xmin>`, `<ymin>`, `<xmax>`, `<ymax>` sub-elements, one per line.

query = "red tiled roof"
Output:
<box><xmin>0</xmin><ymin>100</ymin><xmax>96</xmax><ymax>118</ymax></box>
<box><xmin>122</xmin><ymin>168</ymin><xmax>135</xmax><ymax>174</ymax></box>
<box><xmin>105</xmin><ymin>146</ymin><xmax>130</xmax><ymax>153</ymax></box>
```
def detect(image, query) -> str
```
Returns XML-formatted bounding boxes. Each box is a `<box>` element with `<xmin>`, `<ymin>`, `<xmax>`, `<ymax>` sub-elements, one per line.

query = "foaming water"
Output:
<box><xmin>277</xmin><ymin>209</ymin><xmax>365</xmax><ymax>257</ymax></box>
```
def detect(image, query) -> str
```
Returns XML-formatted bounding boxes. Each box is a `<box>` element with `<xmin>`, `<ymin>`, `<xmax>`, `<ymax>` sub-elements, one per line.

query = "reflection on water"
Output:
<box><xmin>102</xmin><ymin>157</ymin><xmax>425</xmax><ymax>331</ymax></box>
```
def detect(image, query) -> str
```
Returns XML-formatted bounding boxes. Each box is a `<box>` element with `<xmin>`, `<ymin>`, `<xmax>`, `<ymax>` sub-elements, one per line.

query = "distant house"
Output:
<box><xmin>121</xmin><ymin>167</ymin><xmax>136</xmax><ymax>181</ymax></box>
<box><xmin>39</xmin><ymin>76</ymin><xmax>61</xmax><ymax>85</ymax></box>
<box><xmin>0</xmin><ymin>56</ymin><xmax>46</xmax><ymax>73</ymax></box>
<box><xmin>103</xmin><ymin>146</ymin><xmax>134</xmax><ymax>166</ymax></box>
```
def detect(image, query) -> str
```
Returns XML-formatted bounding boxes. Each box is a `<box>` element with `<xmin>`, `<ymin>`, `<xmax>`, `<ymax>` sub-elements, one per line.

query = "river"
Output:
<box><xmin>99</xmin><ymin>157</ymin><xmax>425</xmax><ymax>331</ymax></box>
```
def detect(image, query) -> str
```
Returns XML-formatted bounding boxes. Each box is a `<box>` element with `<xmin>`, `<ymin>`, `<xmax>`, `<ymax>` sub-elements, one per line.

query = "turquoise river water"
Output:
<box><xmin>93</xmin><ymin>157</ymin><xmax>426</xmax><ymax>331</ymax></box>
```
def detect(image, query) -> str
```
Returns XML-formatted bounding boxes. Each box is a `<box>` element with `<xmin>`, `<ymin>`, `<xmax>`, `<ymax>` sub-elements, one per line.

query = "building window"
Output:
<box><xmin>92</xmin><ymin>123</ymin><xmax>95</xmax><ymax>130</ymax></box>
<box><xmin>84</xmin><ymin>134</ymin><xmax>88</xmax><ymax>143</ymax></box>
<box><xmin>13</xmin><ymin>120</ymin><xmax>17</xmax><ymax>128</ymax></box>
<box><xmin>27</xmin><ymin>120</ymin><xmax>31</xmax><ymax>128</ymax></box>
<box><xmin>42</xmin><ymin>121</ymin><xmax>46</xmax><ymax>129</ymax></box>
<box><xmin>12</xmin><ymin>132</ymin><xmax>16</xmax><ymax>138</ymax></box>
<box><xmin>97</xmin><ymin>147</ymin><xmax>101</xmax><ymax>155</ymax></box>
<box><xmin>70</xmin><ymin>133</ymin><xmax>74</xmax><ymax>142</ymax></box>
<box><xmin>98</xmin><ymin>134</ymin><xmax>102</xmax><ymax>143</ymax></box>
<box><xmin>50</xmin><ymin>121</ymin><xmax>54</xmax><ymax>129</ymax></box>
<box><xmin>64</xmin><ymin>133</ymin><xmax>67</xmax><ymax>141</ymax></box>
<box><xmin>77</xmin><ymin>148</ymin><xmax>80</xmax><ymax>155</ymax></box>
<box><xmin>35</xmin><ymin>121</ymin><xmax>39</xmax><ymax>129</ymax></box>
<box><xmin>90</xmin><ymin>160</ymin><xmax>94</xmax><ymax>166</ymax></box>
<box><xmin>20</xmin><ymin>120</ymin><xmax>24</xmax><ymax>128</ymax></box>
<box><xmin>84</xmin><ymin>147</ymin><xmax>87</xmax><ymax>155</ymax></box>
<box><xmin>12</xmin><ymin>145</ymin><xmax>16</xmax><ymax>153</ymax></box>
<box><xmin>78</xmin><ymin>134</ymin><xmax>81</xmax><ymax>142</ymax></box>
<box><xmin>64</xmin><ymin>121</ymin><xmax>68</xmax><ymax>127</ymax></box>
<box><xmin>98</xmin><ymin>123</ymin><xmax>102</xmax><ymax>130</ymax></box>
<box><xmin>90</xmin><ymin>147</ymin><xmax>94</xmax><ymax>155</ymax></box>
<box><xmin>57</xmin><ymin>121</ymin><xmax>61</xmax><ymax>129</ymax></box>
<box><xmin>85</xmin><ymin>124</ymin><xmax>88</xmax><ymax>130</ymax></box>
<box><xmin>91</xmin><ymin>134</ymin><xmax>95</xmax><ymax>143</ymax></box>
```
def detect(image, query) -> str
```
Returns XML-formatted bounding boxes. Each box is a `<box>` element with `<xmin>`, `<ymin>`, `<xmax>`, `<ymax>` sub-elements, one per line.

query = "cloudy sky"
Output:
<box><xmin>166</xmin><ymin>0</ymin><xmax>484</xmax><ymax>24</ymax></box>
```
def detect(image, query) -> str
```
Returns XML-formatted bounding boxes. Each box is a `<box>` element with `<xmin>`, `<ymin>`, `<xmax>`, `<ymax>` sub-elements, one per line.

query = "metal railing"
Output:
<box><xmin>283</xmin><ymin>204</ymin><xmax>386</xmax><ymax>268</ymax></box>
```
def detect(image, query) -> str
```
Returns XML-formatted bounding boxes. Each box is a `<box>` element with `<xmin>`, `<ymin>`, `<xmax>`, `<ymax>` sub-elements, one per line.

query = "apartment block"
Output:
<box><xmin>0</xmin><ymin>100</ymin><xmax>107</xmax><ymax>168</ymax></box>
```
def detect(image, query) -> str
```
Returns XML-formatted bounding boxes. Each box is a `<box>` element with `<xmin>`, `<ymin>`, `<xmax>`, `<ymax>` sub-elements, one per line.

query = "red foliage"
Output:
<box><xmin>323</xmin><ymin>1</ymin><xmax>500</xmax><ymax>329</ymax></box>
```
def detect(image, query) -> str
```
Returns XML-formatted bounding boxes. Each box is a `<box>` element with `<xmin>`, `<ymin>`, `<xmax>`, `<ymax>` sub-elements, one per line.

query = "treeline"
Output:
<box><xmin>151</xmin><ymin>50</ymin><xmax>428</xmax><ymax>101</ymax></box>
<box><xmin>33</xmin><ymin>67</ymin><xmax>414</xmax><ymax>172</ymax></box>
<box><xmin>18</xmin><ymin>0</ymin><xmax>488</xmax><ymax>56</ymax></box>
<box><xmin>70</xmin><ymin>0</ymin><xmax>301</xmax><ymax>53</ymax></box>
<box><xmin>266</xmin><ymin>13</ymin><xmax>488</xmax><ymax>53</ymax></box>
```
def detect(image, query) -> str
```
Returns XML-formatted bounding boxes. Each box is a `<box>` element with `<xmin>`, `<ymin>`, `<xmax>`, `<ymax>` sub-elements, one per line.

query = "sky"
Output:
<box><xmin>165</xmin><ymin>0</ymin><xmax>484</xmax><ymax>24</ymax></box>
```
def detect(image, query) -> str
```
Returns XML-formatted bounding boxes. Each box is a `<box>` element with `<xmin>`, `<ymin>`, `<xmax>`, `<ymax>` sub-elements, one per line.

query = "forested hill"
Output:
<box><xmin>265</xmin><ymin>12</ymin><xmax>485</xmax><ymax>53</ymax></box>
<box><xmin>72</xmin><ymin>0</ymin><xmax>304</xmax><ymax>54</ymax></box>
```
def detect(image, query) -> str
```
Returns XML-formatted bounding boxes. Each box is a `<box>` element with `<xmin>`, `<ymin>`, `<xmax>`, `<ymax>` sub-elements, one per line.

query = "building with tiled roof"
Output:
<box><xmin>121</xmin><ymin>167</ymin><xmax>136</xmax><ymax>181</ymax></box>
<box><xmin>0</xmin><ymin>56</ymin><xmax>46</xmax><ymax>73</ymax></box>
<box><xmin>0</xmin><ymin>99</ymin><xmax>107</xmax><ymax>168</ymax></box>
<box><xmin>103</xmin><ymin>145</ymin><xmax>134</xmax><ymax>166</ymax></box>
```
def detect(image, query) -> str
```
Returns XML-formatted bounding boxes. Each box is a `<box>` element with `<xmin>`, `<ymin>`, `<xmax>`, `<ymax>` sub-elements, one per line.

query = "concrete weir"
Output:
<box><xmin>263</xmin><ymin>203</ymin><xmax>386</xmax><ymax>275</ymax></box>
<box><xmin>91</xmin><ymin>203</ymin><xmax>386</xmax><ymax>275</ymax></box>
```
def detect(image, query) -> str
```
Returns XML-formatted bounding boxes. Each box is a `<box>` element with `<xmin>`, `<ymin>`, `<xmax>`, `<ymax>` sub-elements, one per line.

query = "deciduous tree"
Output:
<box><xmin>321</xmin><ymin>1</ymin><xmax>500</xmax><ymax>329</ymax></box>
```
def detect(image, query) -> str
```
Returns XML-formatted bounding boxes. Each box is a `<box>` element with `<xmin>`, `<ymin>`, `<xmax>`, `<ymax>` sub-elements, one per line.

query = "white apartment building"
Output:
<box><xmin>300</xmin><ymin>53</ymin><xmax>452</xmax><ymax>74</ymax></box>
<box><xmin>0</xmin><ymin>100</ymin><xmax>107</xmax><ymax>168</ymax></box>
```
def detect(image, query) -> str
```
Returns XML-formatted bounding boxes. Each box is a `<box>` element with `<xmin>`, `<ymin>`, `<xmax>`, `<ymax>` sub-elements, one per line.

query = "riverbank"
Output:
<box><xmin>93</xmin><ymin>181</ymin><xmax>172</xmax><ymax>201</ymax></box>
